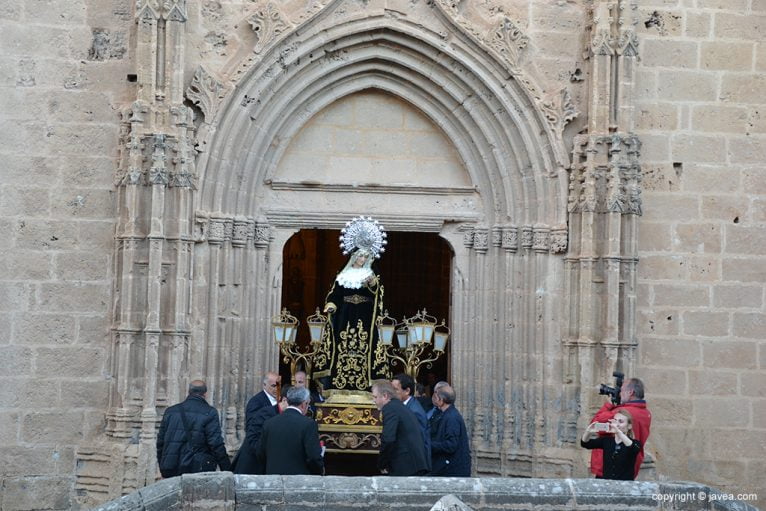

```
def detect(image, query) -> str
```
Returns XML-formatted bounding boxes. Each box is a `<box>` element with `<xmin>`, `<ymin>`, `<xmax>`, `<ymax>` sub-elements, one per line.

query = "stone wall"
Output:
<box><xmin>0</xmin><ymin>0</ymin><xmax>131</xmax><ymax>509</ymax></box>
<box><xmin>0</xmin><ymin>0</ymin><xmax>764</xmax><ymax>510</ymax></box>
<box><xmin>632</xmin><ymin>0</ymin><xmax>766</xmax><ymax>499</ymax></box>
<box><xmin>93</xmin><ymin>474</ymin><xmax>760</xmax><ymax>511</ymax></box>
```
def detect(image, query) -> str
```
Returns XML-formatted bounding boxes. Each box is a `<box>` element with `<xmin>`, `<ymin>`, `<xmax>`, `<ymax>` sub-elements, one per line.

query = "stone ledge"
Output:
<box><xmin>91</xmin><ymin>474</ymin><xmax>760</xmax><ymax>511</ymax></box>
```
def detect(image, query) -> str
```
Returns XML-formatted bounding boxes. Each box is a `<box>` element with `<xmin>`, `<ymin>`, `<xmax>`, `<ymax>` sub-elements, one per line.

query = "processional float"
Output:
<box><xmin>271</xmin><ymin>216</ymin><xmax>449</xmax><ymax>454</ymax></box>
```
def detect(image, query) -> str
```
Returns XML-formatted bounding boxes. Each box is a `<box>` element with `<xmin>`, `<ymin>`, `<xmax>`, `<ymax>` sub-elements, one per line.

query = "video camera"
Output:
<box><xmin>598</xmin><ymin>371</ymin><xmax>624</xmax><ymax>405</ymax></box>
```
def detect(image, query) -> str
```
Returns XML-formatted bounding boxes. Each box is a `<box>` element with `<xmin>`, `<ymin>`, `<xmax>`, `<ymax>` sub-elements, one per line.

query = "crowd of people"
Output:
<box><xmin>155</xmin><ymin>371</ymin><xmax>472</xmax><ymax>478</ymax></box>
<box><xmin>155</xmin><ymin>374</ymin><xmax>651</xmax><ymax>481</ymax></box>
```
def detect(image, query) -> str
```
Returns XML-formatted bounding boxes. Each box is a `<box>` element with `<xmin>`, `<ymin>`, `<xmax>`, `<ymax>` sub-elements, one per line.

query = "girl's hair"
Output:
<box><xmin>615</xmin><ymin>409</ymin><xmax>635</xmax><ymax>438</ymax></box>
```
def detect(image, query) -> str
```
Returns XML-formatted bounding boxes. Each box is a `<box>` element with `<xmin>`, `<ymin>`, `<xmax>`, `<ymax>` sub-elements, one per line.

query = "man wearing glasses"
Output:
<box><xmin>246</xmin><ymin>372</ymin><xmax>280</xmax><ymax>422</ymax></box>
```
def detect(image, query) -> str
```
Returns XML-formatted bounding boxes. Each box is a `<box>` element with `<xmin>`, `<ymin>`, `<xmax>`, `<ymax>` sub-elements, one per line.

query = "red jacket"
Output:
<box><xmin>589</xmin><ymin>400</ymin><xmax>651</xmax><ymax>478</ymax></box>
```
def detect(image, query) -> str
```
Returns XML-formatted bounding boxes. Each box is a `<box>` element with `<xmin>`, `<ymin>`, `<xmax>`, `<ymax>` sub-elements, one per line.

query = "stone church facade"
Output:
<box><xmin>0</xmin><ymin>0</ymin><xmax>764</xmax><ymax>509</ymax></box>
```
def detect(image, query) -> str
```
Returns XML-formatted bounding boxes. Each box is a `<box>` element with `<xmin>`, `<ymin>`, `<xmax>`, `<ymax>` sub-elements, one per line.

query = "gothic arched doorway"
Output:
<box><xmin>280</xmin><ymin>229</ymin><xmax>453</xmax><ymax>390</ymax></box>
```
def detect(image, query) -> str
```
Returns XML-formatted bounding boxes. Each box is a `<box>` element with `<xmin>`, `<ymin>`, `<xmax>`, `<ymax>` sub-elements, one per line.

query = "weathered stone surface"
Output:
<box><xmin>642</xmin><ymin>40</ymin><xmax>698</xmax><ymax>69</ymax></box>
<box><xmin>684</xmin><ymin>11</ymin><xmax>712</xmax><ymax>38</ymax></box>
<box><xmin>0</xmin><ymin>476</ymin><xmax>72</xmax><ymax>511</ymax></box>
<box><xmin>702</xmin><ymin>340</ymin><xmax>758</xmax><ymax>370</ymax></box>
<box><xmin>732</xmin><ymin>313</ymin><xmax>766</xmax><ymax>340</ymax></box>
<box><xmin>701</xmin><ymin>42</ymin><xmax>754</xmax><ymax>71</ymax></box>
<box><xmin>688</xmin><ymin>369</ymin><xmax>738</xmax><ymax>396</ymax></box>
<box><xmin>641</xmin><ymin>337</ymin><xmax>700</xmax><ymax>367</ymax></box>
<box><xmin>682</xmin><ymin>311</ymin><xmax>729</xmax><ymax>337</ymax></box>
<box><xmin>674</xmin><ymin>223</ymin><xmax>722</xmax><ymax>253</ymax></box>
<box><xmin>653</xmin><ymin>284</ymin><xmax>709</xmax><ymax>307</ymax></box>
<box><xmin>22</xmin><ymin>411</ymin><xmax>87</xmax><ymax>444</ymax></box>
<box><xmin>715</xmin><ymin>13</ymin><xmax>766</xmax><ymax>41</ymax></box>
<box><xmin>0</xmin><ymin>411</ymin><xmax>19</xmax><ymax>444</ymax></box>
<box><xmin>34</xmin><ymin>346</ymin><xmax>106</xmax><ymax>377</ymax></box>
<box><xmin>701</xmin><ymin>196</ymin><xmax>747</xmax><ymax>223</ymax></box>
<box><xmin>722</xmin><ymin>258</ymin><xmax>766</xmax><ymax>282</ymax></box>
<box><xmin>15</xmin><ymin>313</ymin><xmax>76</xmax><ymax>345</ymax></box>
<box><xmin>713</xmin><ymin>284</ymin><xmax>763</xmax><ymax>309</ymax></box>
<box><xmin>657</xmin><ymin>71</ymin><xmax>717</xmax><ymax>101</ymax></box>
<box><xmin>35</xmin><ymin>282</ymin><xmax>109</xmax><ymax>312</ymax></box>
<box><xmin>672</xmin><ymin>134</ymin><xmax>727</xmax><ymax>164</ymax></box>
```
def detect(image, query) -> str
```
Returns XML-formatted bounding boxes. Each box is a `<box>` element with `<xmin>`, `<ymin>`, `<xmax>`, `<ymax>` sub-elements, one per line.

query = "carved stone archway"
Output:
<box><xmin>91</xmin><ymin>0</ymin><xmax>643</xmax><ymax>499</ymax></box>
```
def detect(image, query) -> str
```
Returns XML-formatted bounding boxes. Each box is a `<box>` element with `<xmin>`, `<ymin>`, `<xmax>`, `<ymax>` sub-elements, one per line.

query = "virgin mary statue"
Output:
<box><xmin>313</xmin><ymin>217</ymin><xmax>391</xmax><ymax>393</ymax></box>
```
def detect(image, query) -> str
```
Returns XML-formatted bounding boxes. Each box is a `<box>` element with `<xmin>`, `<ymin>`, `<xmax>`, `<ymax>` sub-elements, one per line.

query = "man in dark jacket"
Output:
<box><xmin>392</xmin><ymin>373</ymin><xmax>431</xmax><ymax>470</ymax></box>
<box><xmin>233</xmin><ymin>385</ymin><xmax>291</xmax><ymax>474</ymax></box>
<box><xmin>245</xmin><ymin>371</ymin><xmax>280</xmax><ymax>421</ymax></box>
<box><xmin>372</xmin><ymin>380</ymin><xmax>429</xmax><ymax>476</ymax></box>
<box><xmin>430</xmin><ymin>384</ymin><xmax>471</xmax><ymax>477</ymax></box>
<box><xmin>256</xmin><ymin>386</ymin><xmax>324</xmax><ymax>475</ymax></box>
<box><xmin>156</xmin><ymin>380</ymin><xmax>231</xmax><ymax>478</ymax></box>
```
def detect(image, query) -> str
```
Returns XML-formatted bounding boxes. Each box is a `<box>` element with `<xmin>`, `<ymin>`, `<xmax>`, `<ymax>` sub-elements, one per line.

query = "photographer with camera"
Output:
<box><xmin>588</xmin><ymin>374</ymin><xmax>651</xmax><ymax>480</ymax></box>
<box><xmin>581</xmin><ymin>410</ymin><xmax>641</xmax><ymax>480</ymax></box>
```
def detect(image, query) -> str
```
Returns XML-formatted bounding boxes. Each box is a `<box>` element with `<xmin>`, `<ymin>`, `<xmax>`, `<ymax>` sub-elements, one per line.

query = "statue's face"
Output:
<box><xmin>353</xmin><ymin>253</ymin><xmax>368</xmax><ymax>268</ymax></box>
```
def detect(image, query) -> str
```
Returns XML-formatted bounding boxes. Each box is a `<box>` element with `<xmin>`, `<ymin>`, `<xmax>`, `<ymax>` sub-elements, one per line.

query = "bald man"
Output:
<box><xmin>246</xmin><ymin>372</ymin><xmax>280</xmax><ymax>422</ymax></box>
<box><xmin>156</xmin><ymin>380</ymin><xmax>231</xmax><ymax>477</ymax></box>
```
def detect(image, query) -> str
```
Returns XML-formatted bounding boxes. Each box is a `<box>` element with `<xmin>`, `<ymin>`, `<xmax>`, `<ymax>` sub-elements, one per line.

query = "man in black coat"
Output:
<box><xmin>392</xmin><ymin>373</ymin><xmax>431</xmax><ymax>470</ymax></box>
<box><xmin>156</xmin><ymin>380</ymin><xmax>231</xmax><ymax>478</ymax></box>
<box><xmin>430</xmin><ymin>384</ymin><xmax>471</xmax><ymax>477</ymax></box>
<box><xmin>256</xmin><ymin>386</ymin><xmax>324</xmax><ymax>475</ymax></box>
<box><xmin>372</xmin><ymin>380</ymin><xmax>429</xmax><ymax>476</ymax></box>
<box><xmin>233</xmin><ymin>386</ymin><xmax>291</xmax><ymax>474</ymax></box>
<box><xmin>245</xmin><ymin>371</ymin><xmax>280</xmax><ymax>422</ymax></box>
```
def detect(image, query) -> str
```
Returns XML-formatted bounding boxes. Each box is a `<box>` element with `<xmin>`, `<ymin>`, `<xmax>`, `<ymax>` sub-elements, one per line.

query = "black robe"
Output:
<box><xmin>314</xmin><ymin>275</ymin><xmax>390</xmax><ymax>391</ymax></box>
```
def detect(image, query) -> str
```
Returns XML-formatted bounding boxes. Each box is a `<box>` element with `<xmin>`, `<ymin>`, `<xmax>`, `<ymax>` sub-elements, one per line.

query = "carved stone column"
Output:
<box><xmin>565</xmin><ymin>0</ymin><xmax>642</xmax><ymax>422</ymax></box>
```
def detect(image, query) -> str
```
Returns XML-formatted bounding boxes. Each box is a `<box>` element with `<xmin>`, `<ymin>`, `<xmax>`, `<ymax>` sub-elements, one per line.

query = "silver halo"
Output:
<box><xmin>339</xmin><ymin>216</ymin><xmax>388</xmax><ymax>259</ymax></box>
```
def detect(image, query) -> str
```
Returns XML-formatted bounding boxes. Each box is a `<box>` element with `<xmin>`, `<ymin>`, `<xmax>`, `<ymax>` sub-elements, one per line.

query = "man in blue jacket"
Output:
<box><xmin>156</xmin><ymin>380</ymin><xmax>231</xmax><ymax>478</ymax></box>
<box><xmin>430</xmin><ymin>384</ymin><xmax>471</xmax><ymax>477</ymax></box>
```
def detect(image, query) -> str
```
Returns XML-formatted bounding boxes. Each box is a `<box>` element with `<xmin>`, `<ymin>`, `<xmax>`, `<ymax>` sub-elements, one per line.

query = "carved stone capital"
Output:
<box><xmin>473</xmin><ymin>228</ymin><xmax>489</xmax><ymax>254</ymax></box>
<box><xmin>462</xmin><ymin>228</ymin><xmax>474</xmax><ymax>248</ymax></box>
<box><xmin>502</xmin><ymin>226</ymin><xmax>518</xmax><ymax>253</ymax></box>
<box><xmin>232</xmin><ymin>217</ymin><xmax>250</xmax><ymax>247</ymax></box>
<box><xmin>254</xmin><ymin>219</ymin><xmax>270</xmax><ymax>248</ymax></box>
<box><xmin>208</xmin><ymin>217</ymin><xmax>226</xmax><ymax>245</ymax></box>
<box><xmin>550</xmin><ymin>228</ymin><xmax>568</xmax><ymax>254</ymax></box>
<box><xmin>532</xmin><ymin>226</ymin><xmax>550</xmax><ymax>253</ymax></box>
<box><xmin>521</xmin><ymin>226</ymin><xmax>533</xmax><ymax>250</ymax></box>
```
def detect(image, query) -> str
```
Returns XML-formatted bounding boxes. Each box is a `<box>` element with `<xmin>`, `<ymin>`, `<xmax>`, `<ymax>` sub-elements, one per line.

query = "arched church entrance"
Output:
<box><xmin>280</xmin><ymin>229</ymin><xmax>453</xmax><ymax>387</ymax></box>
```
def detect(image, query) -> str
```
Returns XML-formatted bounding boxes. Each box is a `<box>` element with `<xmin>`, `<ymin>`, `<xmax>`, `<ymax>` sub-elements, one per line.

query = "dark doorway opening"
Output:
<box><xmin>280</xmin><ymin>229</ymin><xmax>453</xmax><ymax>389</ymax></box>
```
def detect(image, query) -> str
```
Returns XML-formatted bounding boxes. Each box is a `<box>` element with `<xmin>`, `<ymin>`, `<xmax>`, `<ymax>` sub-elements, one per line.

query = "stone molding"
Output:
<box><xmin>267</xmin><ymin>181</ymin><xmax>477</xmax><ymax>196</ymax></box>
<box><xmin>458</xmin><ymin>224</ymin><xmax>567</xmax><ymax>255</ymax></box>
<box><xmin>92</xmin><ymin>474</ymin><xmax>758</xmax><ymax>511</ymax></box>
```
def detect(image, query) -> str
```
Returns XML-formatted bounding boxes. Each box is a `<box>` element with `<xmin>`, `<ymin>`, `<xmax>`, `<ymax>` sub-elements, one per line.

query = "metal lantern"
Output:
<box><xmin>395</xmin><ymin>320</ymin><xmax>408</xmax><ymax>349</ymax></box>
<box><xmin>433</xmin><ymin>320</ymin><xmax>450</xmax><ymax>352</ymax></box>
<box><xmin>272</xmin><ymin>308</ymin><xmax>298</xmax><ymax>344</ymax></box>
<box><xmin>376</xmin><ymin>310</ymin><xmax>397</xmax><ymax>346</ymax></box>
<box><xmin>306</xmin><ymin>308</ymin><xmax>328</xmax><ymax>345</ymax></box>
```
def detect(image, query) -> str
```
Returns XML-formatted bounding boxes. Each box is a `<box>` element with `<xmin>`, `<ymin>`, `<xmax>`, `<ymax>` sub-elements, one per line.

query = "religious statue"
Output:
<box><xmin>313</xmin><ymin>217</ymin><xmax>391</xmax><ymax>393</ymax></box>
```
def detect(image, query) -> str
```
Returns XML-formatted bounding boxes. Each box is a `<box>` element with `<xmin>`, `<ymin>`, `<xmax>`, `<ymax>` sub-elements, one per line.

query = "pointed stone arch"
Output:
<box><xmin>197</xmin><ymin>7</ymin><xmax>570</xmax><ymax>226</ymax></box>
<box><xmin>187</xmin><ymin>2</ymin><xmax>577</xmax><ymax>477</ymax></box>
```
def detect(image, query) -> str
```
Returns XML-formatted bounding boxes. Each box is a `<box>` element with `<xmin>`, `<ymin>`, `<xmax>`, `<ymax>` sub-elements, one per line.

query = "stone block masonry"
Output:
<box><xmin>92</xmin><ymin>474</ymin><xmax>760</xmax><ymax>511</ymax></box>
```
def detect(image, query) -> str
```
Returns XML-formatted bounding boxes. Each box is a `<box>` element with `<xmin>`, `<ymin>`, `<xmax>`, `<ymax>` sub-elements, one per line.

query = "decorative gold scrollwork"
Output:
<box><xmin>320</xmin><ymin>432</ymin><xmax>382</xmax><ymax>450</ymax></box>
<box><xmin>320</xmin><ymin>406</ymin><xmax>379</xmax><ymax>426</ymax></box>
